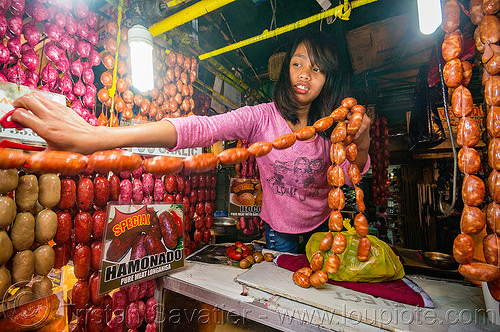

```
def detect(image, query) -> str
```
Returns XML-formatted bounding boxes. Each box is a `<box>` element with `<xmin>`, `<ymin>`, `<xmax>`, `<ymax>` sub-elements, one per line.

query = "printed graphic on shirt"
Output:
<box><xmin>266</xmin><ymin>157</ymin><xmax>327</xmax><ymax>201</ymax></box>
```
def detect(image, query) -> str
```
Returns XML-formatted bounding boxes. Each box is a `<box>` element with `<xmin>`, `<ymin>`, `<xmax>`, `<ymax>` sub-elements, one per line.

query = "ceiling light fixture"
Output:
<box><xmin>128</xmin><ymin>24</ymin><xmax>154</xmax><ymax>92</ymax></box>
<box><xmin>416</xmin><ymin>0</ymin><xmax>442</xmax><ymax>35</ymax></box>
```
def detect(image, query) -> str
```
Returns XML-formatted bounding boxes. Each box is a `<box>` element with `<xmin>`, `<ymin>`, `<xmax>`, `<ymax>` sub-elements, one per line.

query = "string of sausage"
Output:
<box><xmin>445</xmin><ymin>0</ymin><xmax>500</xmax><ymax>292</ymax></box>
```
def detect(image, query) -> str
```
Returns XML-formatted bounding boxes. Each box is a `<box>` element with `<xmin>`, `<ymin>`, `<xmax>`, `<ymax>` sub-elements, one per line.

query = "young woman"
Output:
<box><xmin>11</xmin><ymin>31</ymin><xmax>371</xmax><ymax>253</ymax></box>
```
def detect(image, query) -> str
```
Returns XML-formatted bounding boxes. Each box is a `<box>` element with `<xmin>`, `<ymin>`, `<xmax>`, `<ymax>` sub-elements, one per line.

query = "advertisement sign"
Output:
<box><xmin>99</xmin><ymin>204</ymin><xmax>184</xmax><ymax>294</ymax></box>
<box><xmin>229</xmin><ymin>178</ymin><xmax>262</xmax><ymax>217</ymax></box>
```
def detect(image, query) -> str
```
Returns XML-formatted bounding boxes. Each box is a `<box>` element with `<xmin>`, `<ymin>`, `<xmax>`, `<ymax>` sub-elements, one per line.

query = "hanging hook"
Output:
<box><xmin>434</xmin><ymin>39</ymin><xmax>457</xmax><ymax>215</ymax></box>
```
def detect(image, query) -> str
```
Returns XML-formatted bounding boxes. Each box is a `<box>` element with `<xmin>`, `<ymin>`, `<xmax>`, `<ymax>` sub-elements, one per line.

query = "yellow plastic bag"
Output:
<box><xmin>305</xmin><ymin>221</ymin><xmax>405</xmax><ymax>283</ymax></box>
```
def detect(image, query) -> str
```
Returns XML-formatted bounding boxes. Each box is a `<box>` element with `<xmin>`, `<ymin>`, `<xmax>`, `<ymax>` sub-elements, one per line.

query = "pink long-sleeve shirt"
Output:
<box><xmin>167</xmin><ymin>102</ymin><xmax>370</xmax><ymax>234</ymax></box>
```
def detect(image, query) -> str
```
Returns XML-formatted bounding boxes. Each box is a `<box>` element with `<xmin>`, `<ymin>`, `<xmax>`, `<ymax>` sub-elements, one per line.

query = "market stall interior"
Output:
<box><xmin>1</xmin><ymin>0</ymin><xmax>500</xmax><ymax>331</ymax></box>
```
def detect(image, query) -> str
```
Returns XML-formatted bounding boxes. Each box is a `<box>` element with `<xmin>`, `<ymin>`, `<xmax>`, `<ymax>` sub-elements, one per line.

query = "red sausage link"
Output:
<box><xmin>458</xmin><ymin>147</ymin><xmax>481</xmax><ymax>175</ymax></box>
<box><xmin>183</xmin><ymin>153</ymin><xmax>219</xmax><ymax>173</ymax></box>
<box><xmin>341</xmin><ymin>97</ymin><xmax>357</xmax><ymax>109</ymax></box>
<box><xmin>313</xmin><ymin>116</ymin><xmax>334</xmax><ymax>132</ymax></box>
<box><xmin>77</xmin><ymin>177</ymin><xmax>94</xmax><ymax>211</ymax></box>
<box><xmin>460</xmin><ymin>205</ymin><xmax>485</xmax><ymax>235</ymax></box>
<box><xmin>355</xmin><ymin>186</ymin><xmax>366</xmax><ymax>213</ymax></box>
<box><xmin>486</xmin><ymin>202</ymin><xmax>500</xmax><ymax>235</ymax></box>
<box><xmin>58</xmin><ymin>178</ymin><xmax>76</xmax><ymax>210</ymax></box>
<box><xmin>328</xmin><ymin>210</ymin><xmax>343</xmax><ymax>232</ymax></box>
<box><xmin>247</xmin><ymin>141</ymin><xmax>273</xmax><ymax>157</ymax></box>
<box><xmin>328</xmin><ymin>188</ymin><xmax>345</xmax><ymax>210</ymax></box>
<box><xmin>55</xmin><ymin>212</ymin><xmax>72</xmax><ymax>244</ymax></box>
<box><xmin>331</xmin><ymin>232</ymin><xmax>347</xmax><ymax>255</ymax></box>
<box><xmin>443</xmin><ymin>59</ymin><xmax>463</xmax><ymax>88</ymax></box>
<box><xmin>130</xmin><ymin>234</ymin><xmax>148</xmax><ymax>260</ymax></box>
<box><xmin>330</xmin><ymin>143</ymin><xmax>346</xmax><ymax>165</ymax></box>
<box><xmin>488</xmin><ymin>138</ymin><xmax>500</xmax><ymax>170</ymax></box>
<box><xmin>144</xmin><ymin>233</ymin><xmax>167</xmax><ymax>255</ymax></box>
<box><xmin>457</xmin><ymin>117</ymin><xmax>480</xmax><ymax>147</ymax></box>
<box><xmin>159</xmin><ymin>211</ymin><xmax>179</xmax><ymax>249</ymax></box>
<box><xmin>27</xmin><ymin>151</ymin><xmax>88</xmax><ymax>175</ymax></box>
<box><xmin>345</xmin><ymin>143</ymin><xmax>358</xmax><ymax>163</ymax></box>
<box><xmin>357</xmin><ymin>237</ymin><xmax>371</xmax><ymax>262</ymax></box>
<box><xmin>109</xmin><ymin>174</ymin><xmax>120</xmax><ymax>201</ymax></box>
<box><xmin>94</xmin><ymin>176</ymin><xmax>110</xmax><ymax>208</ymax></box>
<box><xmin>106</xmin><ymin>236</ymin><xmax>135</xmax><ymax>262</ymax></box>
<box><xmin>354</xmin><ymin>213</ymin><xmax>369</xmax><ymax>236</ymax></box>
<box><xmin>88</xmin><ymin>150</ymin><xmax>142</xmax><ymax>174</ymax></box>
<box><xmin>451</xmin><ymin>85</ymin><xmax>473</xmax><ymax>117</ymax></box>
<box><xmin>331</xmin><ymin>122</ymin><xmax>347</xmax><ymax>143</ymax></box>
<box><xmin>272</xmin><ymin>133</ymin><xmax>296</xmax><ymax>150</ymax></box>
<box><xmin>442</xmin><ymin>30</ymin><xmax>462</xmax><ymax>62</ymax></box>
<box><xmin>0</xmin><ymin>148</ymin><xmax>27</xmax><ymax>169</ymax></box>
<box><xmin>485</xmin><ymin>75</ymin><xmax>500</xmax><ymax>106</ymax></box>
<box><xmin>462</xmin><ymin>61</ymin><xmax>472</xmax><ymax>86</ymax></box>
<box><xmin>90</xmin><ymin>241</ymin><xmax>102</xmax><ymax>271</ymax></box>
<box><xmin>462</xmin><ymin>175</ymin><xmax>485</xmax><ymax>206</ymax></box>
<box><xmin>347</xmin><ymin>111</ymin><xmax>364</xmax><ymax>135</ymax></box>
<box><xmin>348</xmin><ymin>163</ymin><xmax>361</xmax><ymax>185</ymax></box>
<box><xmin>459</xmin><ymin>262</ymin><xmax>500</xmax><ymax>282</ymax></box>
<box><xmin>483</xmin><ymin>234</ymin><xmax>500</xmax><ymax>266</ymax></box>
<box><xmin>295</xmin><ymin>126</ymin><xmax>316</xmax><ymax>141</ymax></box>
<box><xmin>217</xmin><ymin>147</ymin><xmax>250</xmax><ymax>165</ymax></box>
<box><xmin>453</xmin><ymin>234</ymin><xmax>474</xmax><ymax>264</ymax></box>
<box><xmin>92</xmin><ymin>210</ymin><xmax>107</xmax><ymax>241</ymax></box>
<box><xmin>72</xmin><ymin>279</ymin><xmax>90</xmax><ymax>312</ymax></box>
<box><xmin>327</xmin><ymin>165</ymin><xmax>345</xmax><ymax>188</ymax></box>
<box><xmin>142</xmin><ymin>156</ymin><xmax>184</xmax><ymax>176</ymax></box>
<box><xmin>74</xmin><ymin>243</ymin><xmax>91</xmax><ymax>280</ymax></box>
<box><xmin>487</xmin><ymin>106</ymin><xmax>500</xmax><ymax>138</ymax></box>
<box><xmin>330</xmin><ymin>106</ymin><xmax>349</xmax><ymax>121</ymax></box>
<box><xmin>442</xmin><ymin>0</ymin><xmax>460</xmax><ymax>33</ymax></box>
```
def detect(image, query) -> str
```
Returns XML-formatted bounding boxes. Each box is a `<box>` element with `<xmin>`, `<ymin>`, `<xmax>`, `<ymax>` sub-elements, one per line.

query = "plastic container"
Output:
<box><xmin>482</xmin><ymin>282</ymin><xmax>500</xmax><ymax>326</ymax></box>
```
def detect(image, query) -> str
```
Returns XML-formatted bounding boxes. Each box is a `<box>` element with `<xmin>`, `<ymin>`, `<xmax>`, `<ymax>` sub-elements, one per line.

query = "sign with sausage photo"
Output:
<box><xmin>99</xmin><ymin>204</ymin><xmax>184</xmax><ymax>294</ymax></box>
<box><xmin>229</xmin><ymin>178</ymin><xmax>262</xmax><ymax>217</ymax></box>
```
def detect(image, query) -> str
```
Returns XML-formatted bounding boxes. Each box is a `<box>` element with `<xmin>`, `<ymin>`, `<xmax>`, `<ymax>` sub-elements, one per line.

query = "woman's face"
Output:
<box><xmin>289</xmin><ymin>43</ymin><xmax>327</xmax><ymax>110</ymax></box>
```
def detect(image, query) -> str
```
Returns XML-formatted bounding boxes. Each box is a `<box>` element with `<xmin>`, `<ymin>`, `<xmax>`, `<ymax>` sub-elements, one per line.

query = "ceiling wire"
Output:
<box><xmin>269</xmin><ymin>0</ymin><xmax>277</xmax><ymax>32</ymax></box>
<box><xmin>219</xmin><ymin>12</ymin><xmax>262</xmax><ymax>88</ymax></box>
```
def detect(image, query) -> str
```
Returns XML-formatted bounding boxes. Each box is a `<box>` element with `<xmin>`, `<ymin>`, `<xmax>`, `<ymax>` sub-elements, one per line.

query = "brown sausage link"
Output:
<box><xmin>327</xmin><ymin>165</ymin><xmax>345</xmax><ymax>188</ymax></box>
<box><xmin>341</xmin><ymin>97</ymin><xmax>357</xmax><ymax>109</ymax></box>
<box><xmin>487</xmin><ymin>202</ymin><xmax>500</xmax><ymax>235</ymax></box>
<box><xmin>442</xmin><ymin>0</ymin><xmax>460</xmax><ymax>33</ymax></box>
<box><xmin>443</xmin><ymin>59</ymin><xmax>463</xmax><ymax>88</ymax></box>
<box><xmin>331</xmin><ymin>122</ymin><xmax>347</xmax><ymax>143</ymax></box>
<box><xmin>487</xmin><ymin>106</ymin><xmax>500</xmax><ymax>138</ymax></box>
<box><xmin>217</xmin><ymin>148</ymin><xmax>250</xmax><ymax>165</ymax></box>
<box><xmin>442</xmin><ymin>30</ymin><xmax>463</xmax><ymax>62</ymax></box>
<box><xmin>484</xmin><ymin>45</ymin><xmax>500</xmax><ymax>76</ymax></box>
<box><xmin>343</xmin><ymin>134</ymin><xmax>354</xmax><ymax>146</ymax></box>
<box><xmin>488</xmin><ymin>278</ymin><xmax>500</xmax><ymax>302</ymax></box>
<box><xmin>310</xmin><ymin>251</ymin><xmax>324</xmax><ymax>271</ymax></box>
<box><xmin>0</xmin><ymin>148</ymin><xmax>27</xmax><ymax>169</ymax></box>
<box><xmin>309</xmin><ymin>270</ymin><xmax>328</xmax><ymax>288</ymax></box>
<box><xmin>469</xmin><ymin>0</ymin><xmax>484</xmax><ymax>25</ymax></box>
<box><xmin>295</xmin><ymin>126</ymin><xmax>316</xmax><ymax>141</ymax></box>
<box><xmin>462</xmin><ymin>61</ymin><xmax>473</xmax><ymax>86</ymax></box>
<box><xmin>58</xmin><ymin>178</ymin><xmax>76</xmax><ymax>210</ymax></box>
<box><xmin>459</xmin><ymin>262</ymin><xmax>500</xmax><ymax>282</ymax></box>
<box><xmin>490</xmin><ymin>138</ymin><xmax>500</xmax><ymax>172</ymax></box>
<box><xmin>292</xmin><ymin>271</ymin><xmax>311</xmax><ymax>288</ymax></box>
<box><xmin>313</xmin><ymin>116</ymin><xmax>334</xmax><ymax>132</ymax></box>
<box><xmin>27</xmin><ymin>151</ymin><xmax>87</xmax><ymax>175</ymax></box>
<box><xmin>489</xmin><ymin>170</ymin><xmax>500</xmax><ymax>203</ymax></box>
<box><xmin>143</xmin><ymin>156</ymin><xmax>184</xmax><ymax>176</ymax></box>
<box><xmin>460</xmin><ymin>205</ymin><xmax>486</xmax><ymax>235</ymax></box>
<box><xmin>331</xmin><ymin>232</ymin><xmax>347</xmax><ymax>254</ymax></box>
<box><xmin>351</xmin><ymin>104</ymin><xmax>365</xmax><ymax>114</ymax></box>
<box><xmin>272</xmin><ymin>133</ymin><xmax>297</xmax><ymax>150</ymax></box>
<box><xmin>330</xmin><ymin>143</ymin><xmax>346</xmax><ymax>164</ymax></box>
<box><xmin>480</xmin><ymin>15</ymin><xmax>500</xmax><ymax>44</ymax></box>
<box><xmin>451</xmin><ymin>85</ymin><xmax>473</xmax><ymax>117</ymax></box>
<box><xmin>319</xmin><ymin>232</ymin><xmax>333</xmax><ymax>252</ymax></box>
<box><xmin>457</xmin><ymin>117</ymin><xmax>480</xmax><ymax>147</ymax></box>
<box><xmin>354</xmin><ymin>213</ymin><xmax>369</xmax><ymax>237</ymax></box>
<box><xmin>345</xmin><ymin>143</ymin><xmax>357</xmax><ymax>162</ymax></box>
<box><xmin>483</xmin><ymin>0</ymin><xmax>500</xmax><ymax>14</ymax></box>
<box><xmin>247</xmin><ymin>141</ymin><xmax>273</xmax><ymax>157</ymax></box>
<box><xmin>297</xmin><ymin>267</ymin><xmax>313</xmax><ymax>277</ymax></box>
<box><xmin>475</xmin><ymin>26</ymin><xmax>485</xmax><ymax>53</ymax></box>
<box><xmin>330</xmin><ymin>106</ymin><xmax>349</xmax><ymax>121</ymax></box>
<box><xmin>328</xmin><ymin>210</ymin><xmax>343</xmax><ymax>232</ymax></box>
<box><xmin>183</xmin><ymin>153</ymin><xmax>219</xmax><ymax>173</ymax></box>
<box><xmin>357</xmin><ymin>236</ymin><xmax>371</xmax><ymax>262</ymax></box>
<box><xmin>453</xmin><ymin>234</ymin><xmax>475</xmax><ymax>264</ymax></box>
<box><xmin>483</xmin><ymin>234</ymin><xmax>500</xmax><ymax>266</ymax></box>
<box><xmin>355</xmin><ymin>186</ymin><xmax>365</xmax><ymax>213</ymax></box>
<box><xmin>485</xmin><ymin>75</ymin><xmax>500</xmax><ymax>106</ymax></box>
<box><xmin>462</xmin><ymin>175</ymin><xmax>485</xmax><ymax>206</ymax></box>
<box><xmin>458</xmin><ymin>147</ymin><xmax>481</xmax><ymax>174</ymax></box>
<box><xmin>348</xmin><ymin>163</ymin><xmax>361</xmax><ymax>185</ymax></box>
<box><xmin>347</xmin><ymin>111</ymin><xmax>364</xmax><ymax>135</ymax></box>
<box><xmin>88</xmin><ymin>150</ymin><xmax>142</xmax><ymax>174</ymax></box>
<box><xmin>324</xmin><ymin>253</ymin><xmax>340</xmax><ymax>274</ymax></box>
<box><xmin>328</xmin><ymin>188</ymin><xmax>345</xmax><ymax>210</ymax></box>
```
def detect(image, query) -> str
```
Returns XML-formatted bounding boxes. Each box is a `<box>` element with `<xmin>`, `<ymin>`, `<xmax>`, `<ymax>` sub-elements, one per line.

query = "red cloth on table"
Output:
<box><xmin>276</xmin><ymin>253</ymin><xmax>432</xmax><ymax>308</ymax></box>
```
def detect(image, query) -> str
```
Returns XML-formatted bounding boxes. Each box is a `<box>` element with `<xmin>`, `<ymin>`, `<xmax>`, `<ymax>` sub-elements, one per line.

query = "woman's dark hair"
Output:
<box><xmin>272</xmin><ymin>31</ymin><xmax>347</xmax><ymax>139</ymax></box>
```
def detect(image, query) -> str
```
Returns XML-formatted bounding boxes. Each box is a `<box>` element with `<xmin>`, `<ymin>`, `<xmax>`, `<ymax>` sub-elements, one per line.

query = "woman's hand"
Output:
<box><xmin>12</xmin><ymin>92</ymin><xmax>103</xmax><ymax>154</ymax></box>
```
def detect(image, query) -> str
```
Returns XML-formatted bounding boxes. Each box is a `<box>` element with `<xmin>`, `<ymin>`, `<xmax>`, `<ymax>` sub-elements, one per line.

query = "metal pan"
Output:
<box><xmin>422</xmin><ymin>251</ymin><xmax>459</xmax><ymax>270</ymax></box>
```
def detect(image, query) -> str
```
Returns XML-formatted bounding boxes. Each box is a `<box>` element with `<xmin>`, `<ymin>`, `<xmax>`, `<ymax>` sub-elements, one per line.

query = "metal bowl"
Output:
<box><xmin>213</xmin><ymin>217</ymin><xmax>237</xmax><ymax>236</ymax></box>
<box><xmin>422</xmin><ymin>252</ymin><xmax>459</xmax><ymax>270</ymax></box>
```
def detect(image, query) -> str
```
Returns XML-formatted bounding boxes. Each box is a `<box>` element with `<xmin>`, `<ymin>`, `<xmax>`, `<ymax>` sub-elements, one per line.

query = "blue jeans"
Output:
<box><xmin>265</xmin><ymin>220</ymin><xmax>329</xmax><ymax>254</ymax></box>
